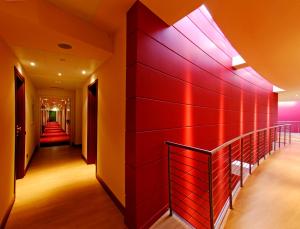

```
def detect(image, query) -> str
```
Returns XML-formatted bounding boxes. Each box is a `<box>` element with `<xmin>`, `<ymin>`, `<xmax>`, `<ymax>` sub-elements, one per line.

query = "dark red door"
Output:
<box><xmin>15</xmin><ymin>68</ymin><xmax>26</xmax><ymax>179</ymax></box>
<box><xmin>87</xmin><ymin>80</ymin><xmax>98</xmax><ymax>164</ymax></box>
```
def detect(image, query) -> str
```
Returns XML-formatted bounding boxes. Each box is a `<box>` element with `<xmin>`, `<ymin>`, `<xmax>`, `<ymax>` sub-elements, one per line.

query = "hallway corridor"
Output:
<box><xmin>6</xmin><ymin>146</ymin><xmax>125</xmax><ymax>229</ymax></box>
<box><xmin>40</xmin><ymin>122</ymin><xmax>70</xmax><ymax>146</ymax></box>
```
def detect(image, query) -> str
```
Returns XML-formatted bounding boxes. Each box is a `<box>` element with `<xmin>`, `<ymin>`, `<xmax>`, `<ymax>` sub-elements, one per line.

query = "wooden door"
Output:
<box><xmin>15</xmin><ymin>68</ymin><xmax>26</xmax><ymax>179</ymax></box>
<box><xmin>87</xmin><ymin>80</ymin><xmax>98</xmax><ymax>164</ymax></box>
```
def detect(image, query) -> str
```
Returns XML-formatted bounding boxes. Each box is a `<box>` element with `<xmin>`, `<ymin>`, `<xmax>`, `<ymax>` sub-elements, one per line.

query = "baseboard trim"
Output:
<box><xmin>73</xmin><ymin>143</ymin><xmax>82</xmax><ymax>148</ymax></box>
<box><xmin>24</xmin><ymin>144</ymin><xmax>39</xmax><ymax>176</ymax></box>
<box><xmin>81</xmin><ymin>154</ymin><xmax>88</xmax><ymax>164</ymax></box>
<box><xmin>0</xmin><ymin>195</ymin><xmax>15</xmax><ymax>229</ymax></box>
<box><xmin>141</xmin><ymin>204</ymin><xmax>168</xmax><ymax>229</ymax></box>
<box><xmin>96</xmin><ymin>175</ymin><xmax>125</xmax><ymax>215</ymax></box>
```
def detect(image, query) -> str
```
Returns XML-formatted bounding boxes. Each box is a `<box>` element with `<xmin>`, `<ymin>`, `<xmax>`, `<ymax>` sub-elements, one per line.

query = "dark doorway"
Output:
<box><xmin>87</xmin><ymin>80</ymin><xmax>98</xmax><ymax>164</ymax></box>
<box><xmin>49</xmin><ymin>111</ymin><xmax>56</xmax><ymax>121</ymax></box>
<box><xmin>15</xmin><ymin>68</ymin><xmax>25</xmax><ymax>179</ymax></box>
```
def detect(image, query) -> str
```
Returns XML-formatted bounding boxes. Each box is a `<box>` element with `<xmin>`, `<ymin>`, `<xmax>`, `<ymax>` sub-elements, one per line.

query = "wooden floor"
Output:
<box><xmin>224</xmin><ymin>139</ymin><xmax>300</xmax><ymax>229</ymax></box>
<box><xmin>152</xmin><ymin>137</ymin><xmax>300</xmax><ymax>229</ymax></box>
<box><xmin>6</xmin><ymin>146</ymin><xmax>125</xmax><ymax>229</ymax></box>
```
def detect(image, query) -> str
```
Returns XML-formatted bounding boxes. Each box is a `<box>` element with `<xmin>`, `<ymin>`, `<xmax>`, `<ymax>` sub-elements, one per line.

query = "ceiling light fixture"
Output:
<box><xmin>58</xmin><ymin>43</ymin><xmax>72</xmax><ymax>50</ymax></box>
<box><xmin>58</xmin><ymin>72</ymin><xmax>62</xmax><ymax>76</ymax></box>
<box><xmin>81</xmin><ymin>70</ymin><xmax>87</xmax><ymax>75</ymax></box>
<box><xmin>30</xmin><ymin>62</ymin><xmax>36</xmax><ymax>67</ymax></box>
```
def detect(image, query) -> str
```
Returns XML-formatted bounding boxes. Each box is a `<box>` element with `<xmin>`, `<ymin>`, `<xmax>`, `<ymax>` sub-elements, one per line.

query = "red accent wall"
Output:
<box><xmin>126</xmin><ymin>2</ymin><xmax>278</xmax><ymax>228</ymax></box>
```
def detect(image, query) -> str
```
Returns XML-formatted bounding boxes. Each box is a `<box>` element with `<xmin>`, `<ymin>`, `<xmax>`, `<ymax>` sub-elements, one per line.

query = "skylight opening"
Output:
<box><xmin>273</xmin><ymin>85</ymin><xmax>285</xmax><ymax>93</ymax></box>
<box><xmin>278</xmin><ymin>101</ymin><xmax>296</xmax><ymax>106</ymax></box>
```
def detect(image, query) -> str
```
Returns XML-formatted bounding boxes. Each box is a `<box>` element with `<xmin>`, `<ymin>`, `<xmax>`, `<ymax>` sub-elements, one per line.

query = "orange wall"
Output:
<box><xmin>82</xmin><ymin>18</ymin><xmax>126</xmax><ymax>205</ymax></box>
<box><xmin>0</xmin><ymin>38</ymin><xmax>38</xmax><ymax>225</ymax></box>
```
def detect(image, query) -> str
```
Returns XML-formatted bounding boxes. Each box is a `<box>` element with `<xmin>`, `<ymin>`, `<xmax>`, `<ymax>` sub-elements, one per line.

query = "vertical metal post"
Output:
<box><xmin>279</xmin><ymin>126</ymin><xmax>281</xmax><ymax>148</ymax></box>
<box><xmin>290</xmin><ymin>125</ymin><xmax>292</xmax><ymax>144</ymax></box>
<box><xmin>168</xmin><ymin>145</ymin><xmax>172</xmax><ymax>216</ymax></box>
<box><xmin>249</xmin><ymin>134</ymin><xmax>252</xmax><ymax>175</ymax></box>
<box><xmin>257</xmin><ymin>132</ymin><xmax>260</xmax><ymax>166</ymax></box>
<box><xmin>284</xmin><ymin>126</ymin><xmax>286</xmax><ymax>146</ymax></box>
<box><xmin>263</xmin><ymin>130</ymin><xmax>266</xmax><ymax>160</ymax></box>
<box><xmin>208</xmin><ymin>155</ymin><xmax>214</xmax><ymax>229</ymax></box>
<box><xmin>240</xmin><ymin>138</ymin><xmax>244</xmax><ymax>187</ymax></box>
<box><xmin>274</xmin><ymin>127</ymin><xmax>277</xmax><ymax>151</ymax></box>
<box><xmin>269</xmin><ymin>129</ymin><xmax>272</xmax><ymax>155</ymax></box>
<box><xmin>228</xmin><ymin>144</ymin><xmax>233</xmax><ymax>209</ymax></box>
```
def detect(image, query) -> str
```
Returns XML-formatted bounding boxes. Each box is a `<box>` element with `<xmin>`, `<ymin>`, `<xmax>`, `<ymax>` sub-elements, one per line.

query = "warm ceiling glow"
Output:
<box><xmin>272</xmin><ymin>85</ymin><xmax>285</xmax><ymax>93</ymax></box>
<box><xmin>30</xmin><ymin>62</ymin><xmax>36</xmax><ymax>67</ymax></box>
<box><xmin>58</xmin><ymin>72</ymin><xmax>62</xmax><ymax>76</ymax></box>
<box><xmin>81</xmin><ymin>70</ymin><xmax>87</xmax><ymax>75</ymax></box>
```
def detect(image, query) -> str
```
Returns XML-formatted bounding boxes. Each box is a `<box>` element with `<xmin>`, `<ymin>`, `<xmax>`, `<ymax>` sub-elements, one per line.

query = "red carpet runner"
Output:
<box><xmin>40</xmin><ymin>122</ymin><xmax>70</xmax><ymax>146</ymax></box>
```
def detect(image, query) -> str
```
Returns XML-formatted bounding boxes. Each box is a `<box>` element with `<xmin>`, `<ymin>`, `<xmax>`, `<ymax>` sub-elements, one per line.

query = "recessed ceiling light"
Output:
<box><xmin>30</xmin><ymin>62</ymin><xmax>36</xmax><ymax>67</ymax></box>
<box><xmin>81</xmin><ymin>70</ymin><xmax>86</xmax><ymax>75</ymax></box>
<box><xmin>58</xmin><ymin>43</ymin><xmax>72</xmax><ymax>50</ymax></box>
<box><xmin>58</xmin><ymin>72</ymin><xmax>62</xmax><ymax>76</ymax></box>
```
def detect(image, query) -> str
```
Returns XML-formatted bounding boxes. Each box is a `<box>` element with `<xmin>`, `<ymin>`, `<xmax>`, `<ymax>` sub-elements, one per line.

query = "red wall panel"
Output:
<box><xmin>126</xmin><ymin>2</ymin><xmax>278</xmax><ymax>228</ymax></box>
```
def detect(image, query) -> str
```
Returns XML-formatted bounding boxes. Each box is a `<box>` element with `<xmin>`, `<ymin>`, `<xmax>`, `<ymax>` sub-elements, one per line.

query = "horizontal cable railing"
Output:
<box><xmin>166</xmin><ymin>124</ymin><xmax>291</xmax><ymax>229</ymax></box>
<box><xmin>277</xmin><ymin>121</ymin><xmax>300</xmax><ymax>133</ymax></box>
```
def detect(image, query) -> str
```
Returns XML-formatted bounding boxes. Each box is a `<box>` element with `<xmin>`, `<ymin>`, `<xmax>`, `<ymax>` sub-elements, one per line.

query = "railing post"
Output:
<box><xmin>290</xmin><ymin>125</ymin><xmax>292</xmax><ymax>144</ymax></box>
<box><xmin>249</xmin><ymin>134</ymin><xmax>252</xmax><ymax>175</ymax></box>
<box><xmin>208</xmin><ymin>155</ymin><xmax>214</xmax><ymax>229</ymax></box>
<box><xmin>279</xmin><ymin>126</ymin><xmax>281</xmax><ymax>148</ymax></box>
<box><xmin>274</xmin><ymin>127</ymin><xmax>277</xmax><ymax>151</ymax></box>
<box><xmin>284</xmin><ymin>125</ymin><xmax>286</xmax><ymax>146</ymax></box>
<box><xmin>240</xmin><ymin>138</ymin><xmax>244</xmax><ymax>187</ymax></box>
<box><xmin>263</xmin><ymin>130</ymin><xmax>266</xmax><ymax>160</ymax></box>
<box><xmin>269</xmin><ymin>129</ymin><xmax>272</xmax><ymax>155</ymax></box>
<box><xmin>167</xmin><ymin>145</ymin><xmax>172</xmax><ymax>216</ymax></box>
<box><xmin>257</xmin><ymin>132</ymin><xmax>260</xmax><ymax>166</ymax></box>
<box><xmin>228</xmin><ymin>144</ymin><xmax>233</xmax><ymax>209</ymax></box>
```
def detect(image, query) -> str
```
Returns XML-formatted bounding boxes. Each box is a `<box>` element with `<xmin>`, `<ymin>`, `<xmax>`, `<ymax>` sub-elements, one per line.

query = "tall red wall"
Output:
<box><xmin>126</xmin><ymin>2</ymin><xmax>278</xmax><ymax>228</ymax></box>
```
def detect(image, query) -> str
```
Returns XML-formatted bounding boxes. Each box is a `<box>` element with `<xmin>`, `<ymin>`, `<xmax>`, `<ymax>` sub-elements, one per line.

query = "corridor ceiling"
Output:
<box><xmin>1</xmin><ymin>0</ymin><xmax>298</xmax><ymax>100</ymax></box>
<box><xmin>0</xmin><ymin>0</ymin><xmax>203</xmax><ymax>90</ymax></box>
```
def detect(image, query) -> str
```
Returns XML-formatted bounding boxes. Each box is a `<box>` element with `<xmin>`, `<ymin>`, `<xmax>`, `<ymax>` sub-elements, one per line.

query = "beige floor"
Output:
<box><xmin>6</xmin><ymin>146</ymin><xmax>125</xmax><ymax>229</ymax></box>
<box><xmin>224</xmin><ymin>140</ymin><xmax>300</xmax><ymax>229</ymax></box>
<box><xmin>7</xmin><ymin>140</ymin><xmax>300</xmax><ymax>229</ymax></box>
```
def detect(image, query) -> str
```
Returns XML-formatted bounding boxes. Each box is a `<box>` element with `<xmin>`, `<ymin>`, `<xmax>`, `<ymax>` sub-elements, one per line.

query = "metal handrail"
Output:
<box><xmin>165</xmin><ymin>123</ymin><xmax>292</xmax><ymax>229</ymax></box>
<box><xmin>211</xmin><ymin>124</ymin><xmax>289</xmax><ymax>154</ymax></box>
<box><xmin>167</xmin><ymin>124</ymin><xmax>291</xmax><ymax>156</ymax></box>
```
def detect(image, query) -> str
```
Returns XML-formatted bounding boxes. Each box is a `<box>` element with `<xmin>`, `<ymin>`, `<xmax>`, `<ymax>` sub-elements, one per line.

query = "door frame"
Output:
<box><xmin>14</xmin><ymin>67</ymin><xmax>26</xmax><ymax>181</ymax></box>
<box><xmin>87</xmin><ymin>80</ymin><xmax>98</xmax><ymax>165</ymax></box>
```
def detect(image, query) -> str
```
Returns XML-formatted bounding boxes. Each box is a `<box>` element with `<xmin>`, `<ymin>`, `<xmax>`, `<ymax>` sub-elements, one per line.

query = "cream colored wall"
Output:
<box><xmin>75</xmin><ymin>89</ymin><xmax>82</xmax><ymax>145</ymax></box>
<box><xmin>0</xmin><ymin>38</ymin><xmax>38</xmax><ymax>225</ymax></box>
<box><xmin>81</xmin><ymin>19</ymin><xmax>126</xmax><ymax>205</ymax></box>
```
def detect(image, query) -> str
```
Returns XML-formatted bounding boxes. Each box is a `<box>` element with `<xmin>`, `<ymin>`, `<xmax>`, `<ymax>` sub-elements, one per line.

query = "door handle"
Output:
<box><xmin>16</xmin><ymin>125</ymin><xmax>22</xmax><ymax>137</ymax></box>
